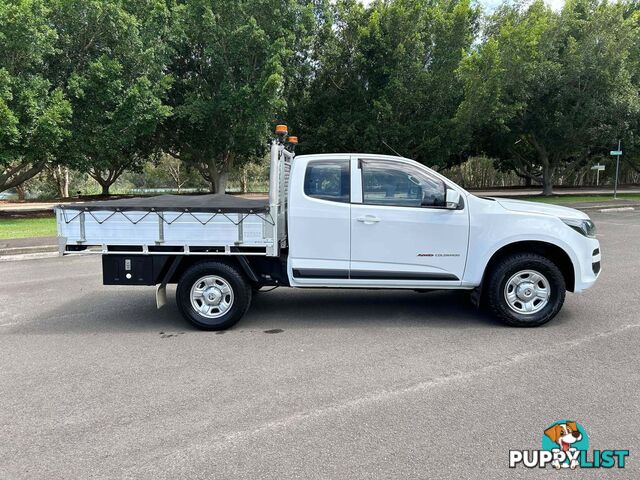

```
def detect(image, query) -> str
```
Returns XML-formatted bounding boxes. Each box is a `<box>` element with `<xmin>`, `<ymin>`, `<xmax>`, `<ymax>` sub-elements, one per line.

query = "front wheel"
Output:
<box><xmin>176</xmin><ymin>261</ymin><xmax>252</xmax><ymax>330</ymax></box>
<box><xmin>485</xmin><ymin>253</ymin><xmax>566</xmax><ymax>327</ymax></box>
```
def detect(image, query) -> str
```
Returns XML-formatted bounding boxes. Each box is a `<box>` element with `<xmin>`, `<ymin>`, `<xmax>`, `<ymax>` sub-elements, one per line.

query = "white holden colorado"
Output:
<box><xmin>56</xmin><ymin>126</ymin><xmax>601</xmax><ymax>330</ymax></box>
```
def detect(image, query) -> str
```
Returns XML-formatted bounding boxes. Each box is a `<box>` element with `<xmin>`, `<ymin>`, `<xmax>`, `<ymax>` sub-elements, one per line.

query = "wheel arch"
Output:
<box><xmin>167</xmin><ymin>255</ymin><xmax>289</xmax><ymax>287</ymax></box>
<box><xmin>482</xmin><ymin>240</ymin><xmax>576</xmax><ymax>292</ymax></box>
<box><xmin>169</xmin><ymin>256</ymin><xmax>257</xmax><ymax>284</ymax></box>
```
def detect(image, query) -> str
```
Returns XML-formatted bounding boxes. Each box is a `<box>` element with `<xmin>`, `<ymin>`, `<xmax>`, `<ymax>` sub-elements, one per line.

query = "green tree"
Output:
<box><xmin>280</xmin><ymin>0</ymin><xmax>333</xmax><ymax>135</ymax></box>
<box><xmin>620</xmin><ymin>0</ymin><xmax>640</xmax><ymax>174</ymax></box>
<box><xmin>457</xmin><ymin>0</ymin><xmax>640</xmax><ymax>195</ymax></box>
<box><xmin>50</xmin><ymin>0</ymin><xmax>172</xmax><ymax>195</ymax></box>
<box><xmin>295</xmin><ymin>0</ymin><xmax>478</xmax><ymax>167</ymax></box>
<box><xmin>164</xmin><ymin>0</ymin><xmax>306</xmax><ymax>193</ymax></box>
<box><xmin>0</xmin><ymin>0</ymin><xmax>71</xmax><ymax>193</ymax></box>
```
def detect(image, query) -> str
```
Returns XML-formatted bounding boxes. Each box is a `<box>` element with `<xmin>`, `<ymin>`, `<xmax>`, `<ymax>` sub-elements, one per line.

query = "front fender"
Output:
<box><xmin>461</xmin><ymin>208</ymin><xmax>582</xmax><ymax>288</ymax></box>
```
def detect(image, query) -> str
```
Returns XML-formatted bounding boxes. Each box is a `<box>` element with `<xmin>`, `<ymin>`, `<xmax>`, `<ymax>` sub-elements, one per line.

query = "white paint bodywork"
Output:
<box><xmin>287</xmin><ymin>154</ymin><xmax>601</xmax><ymax>292</ymax></box>
<box><xmin>56</xmin><ymin>148</ymin><xmax>601</xmax><ymax>294</ymax></box>
<box><xmin>287</xmin><ymin>155</ymin><xmax>352</xmax><ymax>277</ymax></box>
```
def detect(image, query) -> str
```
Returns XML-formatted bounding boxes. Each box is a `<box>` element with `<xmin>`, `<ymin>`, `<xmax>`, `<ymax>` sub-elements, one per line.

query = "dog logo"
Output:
<box><xmin>543</xmin><ymin>421</ymin><xmax>586</xmax><ymax>469</ymax></box>
<box><xmin>509</xmin><ymin>420</ymin><xmax>629</xmax><ymax>469</ymax></box>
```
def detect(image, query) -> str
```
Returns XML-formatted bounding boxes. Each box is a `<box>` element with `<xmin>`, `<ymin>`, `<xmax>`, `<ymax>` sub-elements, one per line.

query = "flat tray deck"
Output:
<box><xmin>59</xmin><ymin>193</ymin><xmax>269</xmax><ymax>213</ymax></box>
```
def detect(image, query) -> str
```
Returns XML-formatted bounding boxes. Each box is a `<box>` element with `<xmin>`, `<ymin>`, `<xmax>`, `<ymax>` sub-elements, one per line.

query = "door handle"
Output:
<box><xmin>356</xmin><ymin>215</ymin><xmax>380</xmax><ymax>224</ymax></box>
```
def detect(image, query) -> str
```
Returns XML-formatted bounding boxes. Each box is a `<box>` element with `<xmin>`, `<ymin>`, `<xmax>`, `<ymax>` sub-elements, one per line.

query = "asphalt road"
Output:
<box><xmin>1</xmin><ymin>210</ymin><xmax>639</xmax><ymax>479</ymax></box>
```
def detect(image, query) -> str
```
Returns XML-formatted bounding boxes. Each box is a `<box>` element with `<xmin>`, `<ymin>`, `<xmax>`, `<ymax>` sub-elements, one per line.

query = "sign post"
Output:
<box><xmin>610</xmin><ymin>140</ymin><xmax>622</xmax><ymax>199</ymax></box>
<box><xmin>590</xmin><ymin>164</ymin><xmax>605</xmax><ymax>186</ymax></box>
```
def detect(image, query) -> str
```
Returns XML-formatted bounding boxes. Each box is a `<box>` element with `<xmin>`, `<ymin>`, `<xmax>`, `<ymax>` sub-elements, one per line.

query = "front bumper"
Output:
<box><xmin>573</xmin><ymin>237</ymin><xmax>601</xmax><ymax>292</ymax></box>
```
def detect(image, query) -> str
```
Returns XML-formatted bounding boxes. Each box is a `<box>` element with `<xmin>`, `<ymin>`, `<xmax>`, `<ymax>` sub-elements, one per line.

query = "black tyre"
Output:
<box><xmin>485</xmin><ymin>253</ymin><xmax>566</xmax><ymax>327</ymax></box>
<box><xmin>176</xmin><ymin>261</ymin><xmax>252</xmax><ymax>330</ymax></box>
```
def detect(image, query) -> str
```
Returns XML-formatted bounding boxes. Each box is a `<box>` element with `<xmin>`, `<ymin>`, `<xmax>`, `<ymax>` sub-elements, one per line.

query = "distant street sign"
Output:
<box><xmin>592</xmin><ymin>163</ymin><xmax>605</xmax><ymax>186</ymax></box>
<box><xmin>610</xmin><ymin>150</ymin><xmax>622</xmax><ymax>156</ymax></box>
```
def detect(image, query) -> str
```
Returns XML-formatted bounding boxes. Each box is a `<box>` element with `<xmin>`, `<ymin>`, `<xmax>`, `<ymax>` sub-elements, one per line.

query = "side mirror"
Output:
<box><xmin>445</xmin><ymin>189</ymin><xmax>461</xmax><ymax>209</ymax></box>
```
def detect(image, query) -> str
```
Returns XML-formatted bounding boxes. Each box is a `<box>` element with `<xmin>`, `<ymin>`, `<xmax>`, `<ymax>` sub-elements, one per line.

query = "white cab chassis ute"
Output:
<box><xmin>56</xmin><ymin>126</ymin><xmax>601</xmax><ymax>330</ymax></box>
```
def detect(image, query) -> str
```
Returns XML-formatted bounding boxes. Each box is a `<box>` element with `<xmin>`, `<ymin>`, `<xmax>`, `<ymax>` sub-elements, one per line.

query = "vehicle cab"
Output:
<box><xmin>287</xmin><ymin>154</ymin><xmax>469</xmax><ymax>288</ymax></box>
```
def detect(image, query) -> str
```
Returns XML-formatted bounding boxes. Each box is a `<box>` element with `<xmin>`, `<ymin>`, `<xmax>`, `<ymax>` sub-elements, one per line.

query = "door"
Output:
<box><xmin>288</xmin><ymin>157</ymin><xmax>351</xmax><ymax>284</ymax></box>
<box><xmin>350</xmin><ymin>158</ymin><xmax>469</xmax><ymax>284</ymax></box>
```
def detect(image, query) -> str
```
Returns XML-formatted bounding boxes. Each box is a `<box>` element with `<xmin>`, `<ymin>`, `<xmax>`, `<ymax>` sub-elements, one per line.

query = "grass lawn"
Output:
<box><xmin>0</xmin><ymin>216</ymin><xmax>56</xmax><ymax>239</ymax></box>
<box><xmin>505</xmin><ymin>193</ymin><xmax>640</xmax><ymax>204</ymax></box>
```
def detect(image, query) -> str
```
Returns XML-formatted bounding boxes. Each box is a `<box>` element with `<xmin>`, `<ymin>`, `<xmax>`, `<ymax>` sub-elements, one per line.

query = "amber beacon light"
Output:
<box><xmin>275</xmin><ymin>124</ymin><xmax>288</xmax><ymax>135</ymax></box>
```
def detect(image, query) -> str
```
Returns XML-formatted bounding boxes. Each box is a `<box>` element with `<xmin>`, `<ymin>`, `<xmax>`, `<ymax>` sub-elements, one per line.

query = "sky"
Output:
<box><xmin>359</xmin><ymin>0</ymin><xmax>566</xmax><ymax>13</ymax></box>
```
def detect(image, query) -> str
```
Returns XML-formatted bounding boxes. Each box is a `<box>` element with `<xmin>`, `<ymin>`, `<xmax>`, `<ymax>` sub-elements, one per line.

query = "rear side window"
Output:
<box><xmin>304</xmin><ymin>160</ymin><xmax>350</xmax><ymax>203</ymax></box>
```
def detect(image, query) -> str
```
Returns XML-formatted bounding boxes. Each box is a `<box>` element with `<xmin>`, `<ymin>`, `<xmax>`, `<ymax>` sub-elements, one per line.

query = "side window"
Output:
<box><xmin>304</xmin><ymin>160</ymin><xmax>350</xmax><ymax>203</ymax></box>
<box><xmin>361</xmin><ymin>160</ymin><xmax>445</xmax><ymax>207</ymax></box>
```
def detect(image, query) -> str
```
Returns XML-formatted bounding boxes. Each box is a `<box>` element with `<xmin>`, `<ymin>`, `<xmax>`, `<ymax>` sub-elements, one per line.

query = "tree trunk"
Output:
<box><xmin>0</xmin><ymin>161</ymin><xmax>46</xmax><ymax>193</ymax></box>
<box><xmin>90</xmin><ymin>167</ymin><xmax>125</xmax><ymax>196</ymax></box>
<box><xmin>52</xmin><ymin>165</ymin><xmax>70</xmax><ymax>198</ymax></box>
<box><xmin>203</xmin><ymin>155</ymin><xmax>231</xmax><ymax>194</ymax></box>
<box><xmin>241</xmin><ymin>170</ymin><xmax>248</xmax><ymax>193</ymax></box>
<box><xmin>215</xmin><ymin>171</ymin><xmax>228</xmax><ymax>194</ymax></box>
<box><xmin>542</xmin><ymin>163</ymin><xmax>554</xmax><ymax>196</ymax></box>
<box><xmin>61</xmin><ymin>167</ymin><xmax>69</xmax><ymax>198</ymax></box>
<box><xmin>205</xmin><ymin>158</ymin><xmax>218</xmax><ymax>193</ymax></box>
<box><xmin>93</xmin><ymin>176</ymin><xmax>113</xmax><ymax>196</ymax></box>
<box><xmin>171</xmin><ymin>170</ymin><xmax>182</xmax><ymax>193</ymax></box>
<box><xmin>15</xmin><ymin>183</ymin><xmax>27</xmax><ymax>201</ymax></box>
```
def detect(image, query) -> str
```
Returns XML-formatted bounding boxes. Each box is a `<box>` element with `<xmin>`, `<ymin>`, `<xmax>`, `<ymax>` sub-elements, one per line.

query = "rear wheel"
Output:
<box><xmin>176</xmin><ymin>261</ymin><xmax>252</xmax><ymax>330</ymax></box>
<box><xmin>485</xmin><ymin>253</ymin><xmax>566</xmax><ymax>327</ymax></box>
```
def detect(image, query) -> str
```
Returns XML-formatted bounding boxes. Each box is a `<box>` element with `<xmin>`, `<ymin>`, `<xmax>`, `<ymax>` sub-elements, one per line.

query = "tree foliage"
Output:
<box><xmin>2</xmin><ymin>0</ymin><xmax>640</xmax><ymax>197</ymax></box>
<box><xmin>294</xmin><ymin>0</ymin><xmax>479</xmax><ymax>168</ymax></box>
<box><xmin>163</xmin><ymin>0</ymin><xmax>307</xmax><ymax>193</ymax></box>
<box><xmin>0</xmin><ymin>0</ymin><xmax>71</xmax><ymax>192</ymax></box>
<box><xmin>50</xmin><ymin>0</ymin><xmax>172</xmax><ymax>195</ymax></box>
<box><xmin>457</xmin><ymin>0</ymin><xmax>640</xmax><ymax>194</ymax></box>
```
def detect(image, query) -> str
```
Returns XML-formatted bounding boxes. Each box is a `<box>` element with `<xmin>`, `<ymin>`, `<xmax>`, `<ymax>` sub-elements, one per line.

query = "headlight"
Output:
<box><xmin>562</xmin><ymin>218</ymin><xmax>597</xmax><ymax>238</ymax></box>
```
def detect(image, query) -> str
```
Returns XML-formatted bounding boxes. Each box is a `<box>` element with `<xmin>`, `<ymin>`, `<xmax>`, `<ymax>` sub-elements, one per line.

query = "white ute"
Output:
<box><xmin>56</xmin><ymin>125</ymin><xmax>601</xmax><ymax>330</ymax></box>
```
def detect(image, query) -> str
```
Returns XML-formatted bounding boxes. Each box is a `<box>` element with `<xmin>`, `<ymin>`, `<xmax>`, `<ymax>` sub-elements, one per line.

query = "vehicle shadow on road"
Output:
<box><xmin>8</xmin><ymin>288</ymin><xmax>190</xmax><ymax>335</ymax></box>
<box><xmin>241</xmin><ymin>288</ymin><xmax>506</xmax><ymax>330</ymax></box>
<box><xmin>9</xmin><ymin>286</ymin><xmax>524</xmax><ymax>335</ymax></box>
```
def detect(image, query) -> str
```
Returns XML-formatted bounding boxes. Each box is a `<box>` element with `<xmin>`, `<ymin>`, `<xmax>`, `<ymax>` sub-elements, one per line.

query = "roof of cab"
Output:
<box><xmin>295</xmin><ymin>153</ymin><xmax>409</xmax><ymax>161</ymax></box>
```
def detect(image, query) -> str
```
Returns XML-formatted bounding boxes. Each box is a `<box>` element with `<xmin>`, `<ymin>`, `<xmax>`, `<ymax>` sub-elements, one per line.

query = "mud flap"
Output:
<box><xmin>156</xmin><ymin>256</ymin><xmax>182</xmax><ymax>309</ymax></box>
<box><xmin>156</xmin><ymin>284</ymin><xmax>167</xmax><ymax>309</ymax></box>
<box><xmin>470</xmin><ymin>286</ymin><xmax>482</xmax><ymax>309</ymax></box>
